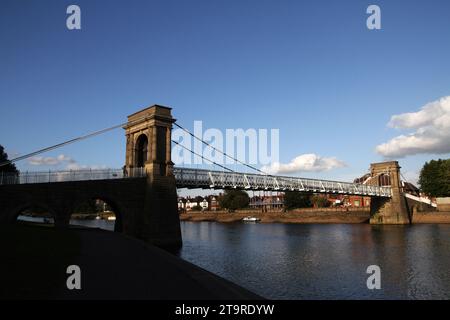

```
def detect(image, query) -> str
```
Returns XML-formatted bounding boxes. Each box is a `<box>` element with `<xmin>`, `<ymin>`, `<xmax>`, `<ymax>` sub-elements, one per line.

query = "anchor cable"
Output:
<box><xmin>171</xmin><ymin>140</ymin><xmax>235</xmax><ymax>173</ymax></box>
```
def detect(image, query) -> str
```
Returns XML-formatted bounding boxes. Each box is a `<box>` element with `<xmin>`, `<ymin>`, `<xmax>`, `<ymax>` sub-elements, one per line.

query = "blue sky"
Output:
<box><xmin>1</xmin><ymin>0</ymin><xmax>450</xmax><ymax>185</ymax></box>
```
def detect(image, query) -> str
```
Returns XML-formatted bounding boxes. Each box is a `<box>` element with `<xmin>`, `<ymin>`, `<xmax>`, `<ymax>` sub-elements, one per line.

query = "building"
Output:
<box><xmin>177</xmin><ymin>195</ymin><xmax>220</xmax><ymax>212</ymax></box>
<box><xmin>325</xmin><ymin>194</ymin><xmax>371</xmax><ymax>207</ymax></box>
<box><xmin>249</xmin><ymin>194</ymin><xmax>284</xmax><ymax>211</ymax></box>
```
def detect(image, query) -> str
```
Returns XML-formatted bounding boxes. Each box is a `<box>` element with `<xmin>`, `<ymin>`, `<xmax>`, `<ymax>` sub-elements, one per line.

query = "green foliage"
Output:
<box><xmin>194</xmin><ymin>196</ymin><xmax>204</xmax><ymax>204</ymax></box>
<box><xmin>418</xmin><ymin>159</ymin><xmax>450</xmax><ymax>197</ymax></box>
<box><xmin>191</xmin><ymin>205</ymin><xmax>203</xmax><ymax>211</ymax></box>
<box><xmin>311</xmin><ymin>195</ymin><xmax>330</xmax><ymax>208</ymax></box>
<box><xmin>0</xmin><ymin>145</ymin><xmax>18</xmax><ymax>173</ymax></box>
<box><xmin>284</xmin><ymin>191</ymin><xmax>312</xmax><ymax>210</ymax></box>
<box><xmin>218</xmin><ymin>190</ymin><xmax>249</xmax><ymax>211</ymax></box>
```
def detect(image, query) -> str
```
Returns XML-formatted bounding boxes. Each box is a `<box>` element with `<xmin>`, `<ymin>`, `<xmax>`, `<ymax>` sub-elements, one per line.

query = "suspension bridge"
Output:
<box><xmin>0</xmin><ymin>104</ymin><xmax>426</xmax><ymax>248</ymax></box>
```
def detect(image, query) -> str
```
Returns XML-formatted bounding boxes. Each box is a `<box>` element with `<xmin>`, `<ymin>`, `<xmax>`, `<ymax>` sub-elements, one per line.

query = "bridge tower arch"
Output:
<box><xmin>124</xmin><ymin>104</ymin><xmax>175</xmax><ymax>176</ymax></box>
<box><xmin>123</xmin><ymin>105</ymin><xmax>181</xmax><ymax>248</ymax></box>
<box><xmin>369</xmin><ymin>161</ymin><xmax>410</xmax><ymax>224</ymax></box>
<box><xmin>135</xmin><ymin>134</ymin><xmax>148</xmax><ymax>168</ymax></box>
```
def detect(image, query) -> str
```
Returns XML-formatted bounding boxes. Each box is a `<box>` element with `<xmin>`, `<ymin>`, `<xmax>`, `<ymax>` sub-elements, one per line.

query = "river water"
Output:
<box><xmin>178</xmin><ymin>221</ymin><xmax>450</xmax><ymax>300</ymax></box>
<box><xmin>18</xmin><ymin>216</ymin><xmax>450</xmax><ymax>299</ymax></box>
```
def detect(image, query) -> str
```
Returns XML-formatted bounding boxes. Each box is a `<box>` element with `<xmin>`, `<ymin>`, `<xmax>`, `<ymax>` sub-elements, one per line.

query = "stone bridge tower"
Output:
<box><xmin>123</xmin><ymin>105</ymin><xmax>181</xmax><ymax>248</ymax></box>
<box><xmin>369</xmin><ymin>161</ymin><xmax>410</xmax><ymax>224</ymax></box>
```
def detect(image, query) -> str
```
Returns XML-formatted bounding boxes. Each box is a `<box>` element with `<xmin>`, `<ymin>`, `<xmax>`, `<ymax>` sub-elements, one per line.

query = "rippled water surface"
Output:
<box><xmin>178</xmin><ymin>221</ymin><xmax>450</xmax><ymax>299</ymax></box>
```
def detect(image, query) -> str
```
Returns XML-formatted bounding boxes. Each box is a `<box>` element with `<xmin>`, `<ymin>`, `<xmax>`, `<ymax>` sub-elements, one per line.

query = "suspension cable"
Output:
<box><xmin>173</xmin><ymin>122</ymin><xmax>271</xmax><ymax>176</ymax></box>
<box><xmin>0</xmin><ymin>115</ymin><xmax>160</xmax><ymax>168</ymax></box>
<box><xmin>0</xmin><ymin>114</ymin><xmax>270</xmax><ymax>176</ymax></box>
<box><xmin>400</xmin><ymin>172</ymin><xmax>410</xmax><ymax>186</ymax></box>
<box><xmin>0</xmin><ymin>122</ymin><xmax>128</xmax><ymax>167</ymax></box>
<box><xmin>171</xmin><ymin>140</ymin><xmax>235</xmax><ymax>172</ymax></box>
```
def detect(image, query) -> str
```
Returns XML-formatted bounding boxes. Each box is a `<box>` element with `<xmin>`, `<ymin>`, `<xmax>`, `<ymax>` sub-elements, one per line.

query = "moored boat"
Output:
<box><xmin>242</xmin><ymin>216</ymin><xmax>261</xmax><ymax>222</ymax></box>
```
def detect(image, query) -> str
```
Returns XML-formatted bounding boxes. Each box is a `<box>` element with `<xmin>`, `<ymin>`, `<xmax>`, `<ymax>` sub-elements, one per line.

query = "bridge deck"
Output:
<box><xmin>173</xmin><ymin>168</ymin><xmax>391</xmax><ymax>197</ymax></box>
<box><xmin>0</xmin><ymin>167</ymin><xmax>392</xmax><ymax>197</ymax></box>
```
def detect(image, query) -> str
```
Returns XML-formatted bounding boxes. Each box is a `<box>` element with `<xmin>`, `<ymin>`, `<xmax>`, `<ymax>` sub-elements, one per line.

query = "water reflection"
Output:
<box><xmin>178</xmin><ymin>222</ymin><xmax>450</xmax><ymax>299</ymax></box>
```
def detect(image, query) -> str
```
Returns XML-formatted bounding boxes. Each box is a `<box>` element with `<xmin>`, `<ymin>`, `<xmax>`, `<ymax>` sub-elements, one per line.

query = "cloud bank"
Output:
<box><xmin>261</xmin><ymin>153</ymin><xmax>346</xmax><ymax>175</ymax></box>
<box><xmin>28</xmin><ymin>154</ymin><xmax>106</xmax><ymax>170</ymax></box>
<box><xmin>376</xmin><ymin>96</ymin><xmax>450</xmax><ymax>158</ymax></box>
<box><xmin>28</xmin><ymin>154</ymin><xmax>75</xmax><ymax>166</ymax></box>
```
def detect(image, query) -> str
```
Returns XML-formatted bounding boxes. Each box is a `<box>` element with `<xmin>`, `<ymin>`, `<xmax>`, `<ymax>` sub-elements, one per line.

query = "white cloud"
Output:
<box><xmin>28</xmin><ymin>154</ymin><xmax>106</xmax><ymax>170</ymax></box>
<box><xmin>376</xmin><ymin>96</ymin><xmax>450</xmax><ymax>158</ymax></box>
<box><xmin>66</xmin><ymin>163</ymin><xmax>107</xmax><ymax>170</ymax></box>
<box><xmin>261</xmin><ymin>153</ymin><xmax>346</xmax><ymax>175</ymax></box>
<box><xmin>28</xmin><ymin>154</ymin><xmax>74</xmax><ymax>166</ymax></box>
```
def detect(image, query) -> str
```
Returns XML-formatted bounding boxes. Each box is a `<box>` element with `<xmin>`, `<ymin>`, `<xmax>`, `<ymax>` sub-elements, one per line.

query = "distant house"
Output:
<box><xmin>249</xmin><ymin>194</ymin><xmax>284</xmax><ymax>211</ymax></box>
<box><xmin>178</xmin><ymin>197</ymin><xmax>199</xmax><ymax>212</ymax></box>
<box><xmin>178</xmin><ymin>195</ymin><xmax>219</xmax><ymax>212</ymax></box>
<box><xmin>209</xmin><ymin>196</ymin><xmax>219</xmax><ymax>211</ymax></box>
<box><xmin>325</xmin><ymin>194</ymin><xmax>370</xmax><ymax>207</ymax></box>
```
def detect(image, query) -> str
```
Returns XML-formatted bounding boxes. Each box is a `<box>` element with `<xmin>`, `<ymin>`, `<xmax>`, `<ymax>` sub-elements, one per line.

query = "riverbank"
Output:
<box><xmin>181</xmin><ymin>208</ymin><xmax>450</xmax><ymax>224</ymax></box>
<box><xmin>412</xmin><ymin>211</ymin><xmax>450</xmax><ymax>223</ymax></box>
<box><xmin>0</xmin><ymin>223</ymin><xmax>261</xmax><ymax>299</ymax></box>
<box><xmin>180</xmin><ymin>208</ymin><xmax>371</xmax><ymax>224</ymax></box>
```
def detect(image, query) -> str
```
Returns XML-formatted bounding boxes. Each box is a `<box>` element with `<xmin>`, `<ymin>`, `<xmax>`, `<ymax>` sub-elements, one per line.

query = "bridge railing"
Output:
<box><xmin>0</xmin><ymin>167</ymin><xmax>146</xmax><ymax>185</ymax></box>
<box><xmin>173</xmin><ymin>167</ymin><xmax>392</xmax><ymax>197</ymax></box>
<box><xmin>1</xmin><ymin>166</ymin><xmax>392</xmax><ymax>197</ymax></box>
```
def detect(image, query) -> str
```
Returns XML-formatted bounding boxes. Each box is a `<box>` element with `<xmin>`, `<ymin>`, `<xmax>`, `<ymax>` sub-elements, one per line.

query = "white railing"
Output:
<box><xmin>0</xmin><ymin>167</ymin><xmax>146</xmax><ymax>185</ymax></box>
<box><xmin>404</xmin><ymin>193</ymin><xmax>437</xmax><ymax>208</ymax></box>
<box><xmin>0</xmin><ymin>166</ymin><xmax>392</xmax><ymax>197</ymax></box>
<box><xmin>173</xmin><ymin>168</ymin><xmax>392</xmax><ymax>198</ymax></box>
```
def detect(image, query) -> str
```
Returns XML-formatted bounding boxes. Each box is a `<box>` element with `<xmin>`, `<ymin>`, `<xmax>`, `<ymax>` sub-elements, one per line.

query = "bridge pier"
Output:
<box><xmin>124</xmin><ymin>105</ymin><xmax>182</xmax><ymax>248</ymax></box>
<box><xmin>369</xmin><ymin>161</ymin><xmax>410</xmax><ymax>224</ymax></box>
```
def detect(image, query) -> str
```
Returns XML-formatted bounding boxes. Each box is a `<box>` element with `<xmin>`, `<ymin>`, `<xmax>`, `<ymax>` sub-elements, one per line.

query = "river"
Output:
<box><xmin>18</xmin><ymin>216</ymin><xmax>450</xmax><ymax>299</ymax></box>
<box><xmin>178</xmin><ymin>221</ymin><xmax>450</xmax><ymax>299</ymax></box>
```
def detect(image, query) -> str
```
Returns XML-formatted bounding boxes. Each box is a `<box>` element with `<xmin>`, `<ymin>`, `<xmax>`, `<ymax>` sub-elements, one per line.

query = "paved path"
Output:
<box><xmin>0</xmin><ymin>224</ymin><xmax>261</xmax><ymax>300</ymax></box>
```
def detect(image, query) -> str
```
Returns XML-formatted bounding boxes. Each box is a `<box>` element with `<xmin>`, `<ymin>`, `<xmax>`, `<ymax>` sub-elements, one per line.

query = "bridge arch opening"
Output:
<box><xmin>14</xmin><ymin>204</ymin><xmax>55</xmax><ymax>227</ymax></box>
<box><xmin>135</xmin><ymin>134</ymin><xmax>148</xmax><ymax>168</ymax></box>
<box><xmin>378</xmin><ymin>174</ymin><xmax>391</xmax><ymax>186</ymax></box>
<box><xmin>70</xmin><ymin>197</ymin><xmax>123</xmax><ymax>232</ymax></box>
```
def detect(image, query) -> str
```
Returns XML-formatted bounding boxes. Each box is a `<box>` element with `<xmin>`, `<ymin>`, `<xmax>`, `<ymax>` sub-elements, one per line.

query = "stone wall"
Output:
<box><xmin>0</xmin><ymin>177</ymin><xmax>182</xmax><ymax>248</ymax></box>
<box><xmin>437</xmin><ymin>197</ymin><xmax>450</xmax><ymax>212</ymax></box>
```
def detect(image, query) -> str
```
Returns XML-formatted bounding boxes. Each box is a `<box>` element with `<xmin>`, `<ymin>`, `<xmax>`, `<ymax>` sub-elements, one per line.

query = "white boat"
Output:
<box><xmin>242</xmin><ymin>216</ymin><xmax>261</xmax><ymax>222</ymax></box>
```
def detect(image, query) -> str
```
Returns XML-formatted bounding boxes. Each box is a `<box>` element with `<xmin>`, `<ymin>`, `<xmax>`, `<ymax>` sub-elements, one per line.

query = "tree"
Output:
<box><xmin>418</xmin><ymin>159</ymin><xmax>450</xmax><ymax>197</ymax></box>
<box><xmin>284</xmin><ymin>191</ymin><xmax>312</xmax><ymax>210</ymax></box>
<box><xmin>311</xmin><ymin>195</ymin><xmax>330</xmax><ymax>208</ymax></box>
<box><xmin>191</xmin><ymin>205</ymin><xmax>202</xmax><ymax>211</ymax></box>
<box><xmin>0</xmin><ymin>145</ymin><xmax>18</xmax><ymax>173</ymax></box>
<box><xmin>194</xmin><ymin>196</ymin><xmax>204</xmax><ymax>205</ymax></box>
<box><xmin>218</xmin><ymin>190</ymin><xmax>249</xmax><ymax>211</ymax></box>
